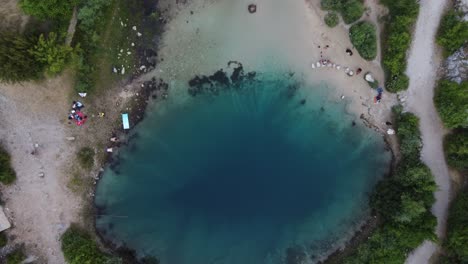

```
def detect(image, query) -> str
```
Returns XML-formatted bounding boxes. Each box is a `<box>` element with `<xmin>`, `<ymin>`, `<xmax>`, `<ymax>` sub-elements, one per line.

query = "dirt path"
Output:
<box><xmin>403</xmin><ymin>0</ymin><xmax>450</xmax><ymax>263</ymax></box>
<box><xmin>0</xmin><ymin>74</ymin><xmax>81</xmax><ymax>263</ymax></box>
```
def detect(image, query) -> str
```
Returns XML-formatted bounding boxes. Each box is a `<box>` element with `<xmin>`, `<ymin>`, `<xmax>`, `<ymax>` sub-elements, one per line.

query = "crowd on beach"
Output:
<box><xmin>68</xmin><ymin>101</ymin><xmax>88</xmax><ymax>126</ymax></box>
<box><xmin>312</xmin><ymin>45</ymin><xmax>383</xmax><ymax>103</ymax></box>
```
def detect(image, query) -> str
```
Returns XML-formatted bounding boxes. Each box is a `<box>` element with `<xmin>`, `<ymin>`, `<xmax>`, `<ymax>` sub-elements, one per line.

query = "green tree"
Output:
<box><xmin>0</xmin><ymin>32</ymin><xmax>43</xmax><ymax>82</ymax></box>
<box><xmin>444</xmin><ymin>130</ymin><xmax>468</xmax><ymax>170</ymax></box>
<box><xmin>19</xmin><ymin>0</ymin><xmax>77</xmax><ymax>21</ymax></box>
<box><xmin>437</xmin><ymin>10</ymin><xmax>468</xmax><ymax>56</ymax></box>
<box><xmin>0</xmin><ymin>232</ymin><xmax>7</xmax><ymax>248</ymax></box>
<box><xmin>6</xmin><ymin>248</ymin><xmax>26</xmax><ymax>264</ymax></box>
<box><xmin>340</xmin><ymin>0</ymin><xmax>364</xmax><ymax>24</ymax></box>
<box><xmin>349</xmin><ymin>21</ymin><xmax>377</xmax><ymax>60</ymax></box>
<box><xmin>324</xmin><ymin>12</ymin><xmax>339</xmax><ymax>27</ymax></box>
<box><xmin>0</xmin><ymin>145</ymin><xmax>16</xmax><ymax>185</ymax></box>
<box><xmin>77</xmin><ymin>147</ymin><xmax>95</xmax><ymax>170</ymax></box>
<box><xmin>30</xmin><ymin>32</ymin><xmax>73</xmax><ymax>75</ymax></box>
<box><xmin>445</xmin><ymin>191</ymin><xmax>468</xmax><ymax>262</ymax></box>
<box><xmin>434</xmin><ymin>80</ymin><xmax>468</xmax><ymax>129</ymax></box>
<box><xmin>379</xmin><ymin>0</ymin><xmax>419</xmax><ymax>92</ymax></box>
<box><xmin>320</xmin><ymin>0</ymin><xmax>364</xmax><ymax>24</ymax></box>
<box><xmin>61</xmin><ymin>225</ymin><xmax>110</xmax><ymax>264</ymax></box>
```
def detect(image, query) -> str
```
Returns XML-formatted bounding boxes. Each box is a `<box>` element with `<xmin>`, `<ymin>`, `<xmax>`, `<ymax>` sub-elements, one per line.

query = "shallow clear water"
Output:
<box><xmin>95</xmin><ymin>72</ymin><xmax>390</xmax><ymax>264</ymax></box>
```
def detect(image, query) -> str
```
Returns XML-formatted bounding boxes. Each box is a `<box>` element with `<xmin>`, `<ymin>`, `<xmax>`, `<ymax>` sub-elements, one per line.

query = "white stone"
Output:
<box><xmin>113</xmin><ymin>67</ymin><xmax>117</xmax><ymax>73</ymax></box>
<box><xmin>131</xmin><ymin>42</ymin><xmax>135</xmax><ymax>47</ymax></box>
<box><xmin>311</xmin><ymin>63</ymin><xmax>315</xmax><ymax>69</ymax></box>
<box><xmin>139</xmin><ymin>65</ymin><xmax>146</xmax><ymax>70</ymax></box>
<box><xmin>127</xmin><ymin>51</ymin><xmax>132</xmax><ymax>55</ymax></box>
<box><xmin>316</xmin><ymin>62</ymin><xmax>321</xmax><ymax>67</ymax></box>
<box><xmin>387</xmin><ymin>128</ymin><xmax>395</xmax><ymax>135</ymax></box>
<box><xmin>121</xmin><ymin>67</ymin><xmax>125</xmax><ymax>75</ymax></box>
<box><xmin>132</xmin><ymin>26</ymin><xmax>137</xmax><ymax>30</ymax></box>
<box><xmin>365</xmin><ymin>73</ymin><xmax>375</xmax><ymax>82</ymax></box>
<box><xmin>137</xmin><ymin>32</ymin><xmax>142</xmax><ymax>37</ymax></box>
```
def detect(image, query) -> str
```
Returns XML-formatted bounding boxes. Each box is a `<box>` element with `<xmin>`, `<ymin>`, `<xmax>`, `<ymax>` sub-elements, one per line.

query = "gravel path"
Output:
<box><xmin>403</xmin><ymin>0</ymin><xmax>450</xmax><ymax>263</ymax></box>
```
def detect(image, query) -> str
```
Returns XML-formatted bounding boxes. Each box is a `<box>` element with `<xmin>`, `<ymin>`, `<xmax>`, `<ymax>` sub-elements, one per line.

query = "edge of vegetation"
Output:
<box><xmin>344</xmin><ymin>106</ymin><xmax>437</xmax><ymax>263</ymax></box>
<box><xmin>0</xmin><ymin>145</ymin><xmax>16</xmax><ymax>185</ymax></box>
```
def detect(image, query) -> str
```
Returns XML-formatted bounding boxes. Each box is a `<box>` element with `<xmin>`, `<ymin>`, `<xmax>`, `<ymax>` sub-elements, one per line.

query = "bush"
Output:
<box><xmin>320</xmin><ymin>0</ymin><xmax>364</xmax><ymax>24</ymax></box>
<box><xmin>380</xmin><ymin>0</ymin><xmax>419</xmax><ymax>92</ymax></box>
<box><xmin>340</xmin><ymin>0</ymin><xmax>364</xmax><ymax>24</ymax></box>
<box><xmin>77</xmin><ymin>147</ymin><xmax>95</xmax><ymax>169</ymax></box>
<box><xmin>77</xmin><ymin>0</ymin><xmax>111</xmax><ymax>32</ymax></box>
<box><xmin>349</xmin><ymin>21</ymin><xmax>377</xmax><ymax>60</ymax></box>
<box><xmin>394</xmin><ymin>110</ymin><xmax>422</xmax><ymax>161</ymax></box>
<box><xmin>19</xmin><ymin>0</ymin><xmax>77</xmax><ymax>21</ymax></box>
<box><xmin>30</xmin><ymin>32</ymin><xmax>73</xmax><ymax>75</ymax></box>
<box><xmin>6</xmin><ymin>248</ymin><xmax>26</xmax><ymax>264</ymax></box>
<box><xmin>0</xmin><ymin>145</ymin><xmax>16</xmax><ymax>185</ymax></box>
<box><xmin>437</xmin><ymin>10</ymin><xmax>468</xmax><ymax>57</ymax></box>
<box><xmin>61</xmin><ymin>225</ymin><xmax>110</xmax><ymax>264</ymax></box>
<box><xmin>0</xmin><ymin>232</ymin><xmax>7</xmax><ymax>248</ymax></box>
<box><xmin>324</xmin><ymin>12</ymin><xmax>339</xmax><ymax>27</ymax></box>
<box><xmin>0</xmin><ymin>32</ymin><xmax>43</xmax><ymax>83</ymax></box>
<box><xmin>444</xmin><ymin>190</ymin><xmax>468</xmax><ymax>263</ymax></box>
<box><xmin>444</xmin><ymin>130</ymin><xmax>468</xmax><ymax>170</ymax></box>
<box><xmin>434</xmin><ymin>80</ymin><xmax>468</xmax><ymax>129</ymax></box>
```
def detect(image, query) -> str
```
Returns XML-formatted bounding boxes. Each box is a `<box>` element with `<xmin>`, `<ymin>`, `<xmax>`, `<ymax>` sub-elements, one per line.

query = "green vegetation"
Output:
<box><xmin>30</xmin><ymin>32</ymin><xmax>73</xmax><ymax>75</ymax></box>
<box><xmin>0</xmin><ymin>232</ymin><xmax>7</xmax><ymax>248</ymax></box>
<box><xmin>77</xmin><ymin>147</ymin><xmax>95</xmax><ymax>170</ymax></box>
<box><xmin>6</xmin><ymin>248</ymin><xmax>26</xmax><ymax>264</ymax></box>
<box><xmin>349</xmin><ymin>21</ymin><xmax>377</xmax><ymax>60</ymax></box>
<box><xmin>436</xmin><ymin>10</ymin><xmax>468</xmax><ymax>57</ymax></box>
<box><xmin>321</xmin><ymin>0</ymin><xmax>364</xmax><ymax>24</ymax></box>
<box><xmin>345</xmin><ymin>107</ymin><xmax>437</xmax><ymax>263</ymax></box>
<box><xmin>324</xmin><ymin>12</ymin><xmax>340</xmax><ymax>27</ymax></box>
<box><xmin>442</xmin><ymin>190</ymin><xmax>468</xmax><ymax>263</ymax></box>
<box><xmin>444</xmin><ymin>130</ymin><xmax>468</xmax><ymax>170</ymax></box>
<box><xmin>19</xmin><ymin>0</ymin><xmax>77</xmax><ymax>22</ymax></box>
<box><xmin>380</xmin><ymin>0</ymin><xmax>419</xmax><ymax>92</ymax></box>
<box><xmin>434</xmin><ymin>80</ymin><xmax>468</xmax><ymax>129</ymax></box>
<box><xmin>0</xmin><ymin>33</ymin><xmax>43</xmax><ymax>82</ymax></box>
<box><xmin>61</xmin><ymin>225</ymin><xmax>111</xmax><ymax>264</ymax></box>
<box><xmin>0</xmin><ymin>145</ymin><xmax>16</xmax><ymax>185</ymax></box>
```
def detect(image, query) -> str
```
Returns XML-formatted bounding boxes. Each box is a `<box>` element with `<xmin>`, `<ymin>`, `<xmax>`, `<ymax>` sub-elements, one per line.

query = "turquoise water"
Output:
<box><xmin>95</xmin><ymin>72</ymin><xmax>390</xmax><ymax>264</ymax></box>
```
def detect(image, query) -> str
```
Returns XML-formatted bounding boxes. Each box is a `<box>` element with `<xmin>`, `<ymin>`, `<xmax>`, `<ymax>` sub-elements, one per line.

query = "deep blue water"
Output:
<box><xmin>95</xmin><ymin>72</ymin><xmax>390</xmax><ymax>264</ymax></box>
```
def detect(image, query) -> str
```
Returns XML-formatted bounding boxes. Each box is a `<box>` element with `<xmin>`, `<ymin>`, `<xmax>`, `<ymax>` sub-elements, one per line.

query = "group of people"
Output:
<box><xmin>375</xmin><ymin>87</ymin><xmax>384</xmax><ymax>103</ymax></box>
<box><xmin>68</xmin><ymin>101</ymin><xmax>88</xmax><ymax>126</ymax></box>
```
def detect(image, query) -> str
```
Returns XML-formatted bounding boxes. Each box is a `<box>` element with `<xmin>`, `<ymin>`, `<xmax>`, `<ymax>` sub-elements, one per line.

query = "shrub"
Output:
<box><xmin>321</xmin><ymin>0</ymin><xmax>342</xmax><ymax>10</ymax></box>
<box><xmin>437</xmin><ymin>10</ymin><xmax>468</xmax><ymax>57</ymax></box>
<box><xmin>340</xmin><ymin>0</ymin><xmax>364</xmax><ymax>24</ymax></box>
<box><xmin>380</xmin><ymin>0</ymin><xmax>419</xmax><ymax>92</ymax></box>
<box><xmin>444</xmin><ymin>130</ymin><xmax>468</xmax><ymax>170</ymax></box>
<box><xmin>0</xmin><ymin>232</ymin><xmax>7</xmax><ymax>248</ymax></box>
<box><xmin>77</xmin><ymin>147</ymin><xmax>95</xmax><ymax>170</ymax></box>
<box><xmin>0</xmin><ymin>145</ymin><xmax>16</xmax><ymax>185</ymax></box>
<box><xmin>324</xmin><ymin>12</ymin><xmax>339</xmax><ymax>27</ymax></box>
<box><xmin>61</xmin><ymin>225</ymin><xmax>110</xmax><ymax>264</ymax></box>
<box><xmin>6</xmin><ymin>248</ymin><xmax>26</xmax><ymax>264</ymax></box>
<box><xmin>349</xmin><ymin>21</ymin><xmax>377</xmax><ymax>60</ymax></box>
<box><xmin>320</xmin><ymin>0</ymin><xmax>364</xmax><ymax>24</ymax></box>
<box><xmin>19</xmin><ymin>0</ymin><xmax>77</xmax><ymax>21</ymax></box>
<box><xmin>77</xmin><ymin>0</ymin><xmax>112</xmax><ymax>32</ymax></box>
<box><xmin>0</xmin><ymin>32</ymin><xmax>43</xmax><ymax>83</ymax></box>
<box><xmin>30</xmin><ymin>32</ymin><xmax>73</xmax><ymax>75</ymax></box>
<box><xmin>444</xmin><ymin>190</ymin><xmax>468</xmax><ymax>263</ymax></box>
<box><xmin>394</xmin><ymin>110</ymin><xmax>421</xmax><ymax>161</ymax></box>
<box><xmin>434</xmin><ymin>80</ymin><xmax>468</xmax><ymax>129</ymax></box>
<box><xmin>386</xmin><ymin>73</ymin><xmax>409</xmax><ymax>93</ymax></box>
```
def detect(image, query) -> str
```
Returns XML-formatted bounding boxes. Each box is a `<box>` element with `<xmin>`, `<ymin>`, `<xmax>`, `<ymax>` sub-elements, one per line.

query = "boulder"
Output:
<box><xmin>365</xmin><ymin>73</ymin><xmax>375</xmax><ymax>82</ymax></box>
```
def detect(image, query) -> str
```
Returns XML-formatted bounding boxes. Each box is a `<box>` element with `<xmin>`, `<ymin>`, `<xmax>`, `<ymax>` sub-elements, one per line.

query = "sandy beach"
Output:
<box><xmin>0</xmin><ymin>0</ymin><xmax>403</xmax><ymax>262</ymax></box>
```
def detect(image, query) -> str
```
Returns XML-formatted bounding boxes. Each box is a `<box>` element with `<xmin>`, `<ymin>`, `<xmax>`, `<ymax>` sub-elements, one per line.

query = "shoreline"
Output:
<box><xmin>87</xmin><ymin>0</ymin><xmax>401</xmax><ymax>263</ymax></box>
